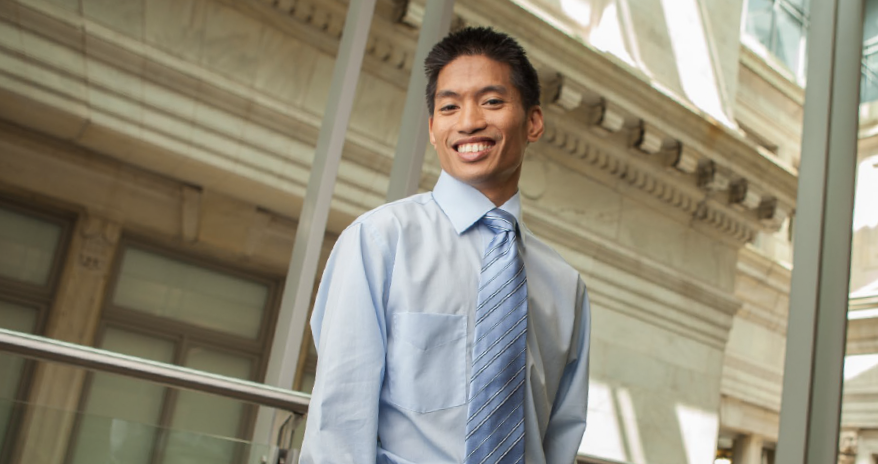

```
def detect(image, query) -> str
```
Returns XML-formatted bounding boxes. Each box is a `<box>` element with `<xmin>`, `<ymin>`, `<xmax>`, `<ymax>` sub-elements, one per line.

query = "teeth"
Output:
<box><xmin>457</xmin><ymin>143</ymin><xmax>491</xmax><ymax>153</ymax></box>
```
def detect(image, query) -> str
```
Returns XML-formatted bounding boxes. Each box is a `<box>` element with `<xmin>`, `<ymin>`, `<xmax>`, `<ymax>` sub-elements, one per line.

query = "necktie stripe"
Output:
<box><xmin>477</xmin><ymin>418</ymin><xmax>525</xmax><ymax>464</ymax></box>
<box><xmin>476</xmin><ymin>278</ymin><xmax>527</xmax><ymax>325</ymax></box>
<box><xmin>486</xmin><ymin>428</ymin><xmax>525</xmax><ymax>464</ymax></box>
<box><xmin>477</xmin><ymin>264</ymin><xmax>525</xmax><ymax>309</ymax></box>
<box><xmin>466</xmin><ymin>397</ymin><xmax>523</xmax><ymax>442</ymax></box>
<box><xmin>479</xmin><ymin>258</ymin><xmax>518</xmax><ymax>291</ymax></box>
<box><xmin>467</xmin><ymin>375</ymin><xmax>525</xmax><ymax>425</ymax></box>
<box><xmin>472</xmin><ymin>314</ymin><xmax>526</xmax><ymax>370</ymax></box>
<box><xmin>467</xmin><ymin>209</ymin><xmax>526</xmax><ymax>464</ymax></box>
<box><xmin>481</xmin><ymin>235</ymin><xmax>517</xmax><ymax>272</ymax></box>
<box><xmin>471</xmin><ymin>346</ymin><xmax>527</xmax><ymax>398</ymax></box>
<box><xmin>465</xmin><ymin>402</ymin><xmax>524</xmax><ymax>457</ymax></box>
<box><xmin>472</xmin><ymin>323</ymin><xmax>525</xmax><ymax>367</ymax></box>
<box><xmin>484</xmin><ymin>233</ymin><xmax>511</xmax><ymax>259</ymax></box>
<box><xmin>476</xmin><ymin>296</ymin><xmax>527</xmax><ymax>344</ymax></box>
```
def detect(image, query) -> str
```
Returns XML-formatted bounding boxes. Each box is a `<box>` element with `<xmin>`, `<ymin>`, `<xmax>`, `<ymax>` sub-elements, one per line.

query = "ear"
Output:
<box><xmin>526</xmin><ymin>106</ymin><xmax>544</xmax><ymax>143</ymax></box>
<box><xmin>428</xmin><ymin>116</ymin><xmax>436</xmax><ymax>147</ymax></box>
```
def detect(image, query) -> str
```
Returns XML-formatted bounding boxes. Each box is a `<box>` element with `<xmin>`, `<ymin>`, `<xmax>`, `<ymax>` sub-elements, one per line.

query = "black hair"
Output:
<box><xmin>424</xmin><ymin>26</ymin><xmax>541</xmax><ymax>115</ymax></box>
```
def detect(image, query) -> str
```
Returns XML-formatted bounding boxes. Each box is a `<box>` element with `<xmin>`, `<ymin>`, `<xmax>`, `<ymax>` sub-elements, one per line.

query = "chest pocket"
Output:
<box><xmin>386</xmin><ymin>312</ymin><xmax>466</xmax><ymax>413</ymax></box>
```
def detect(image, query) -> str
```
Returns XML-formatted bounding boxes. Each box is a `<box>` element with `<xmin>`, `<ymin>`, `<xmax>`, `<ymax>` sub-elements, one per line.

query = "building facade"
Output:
<box><xmin>0</xmin><ymin>0</ymin><xmax>874</xmax><ymax>463</ymax></box>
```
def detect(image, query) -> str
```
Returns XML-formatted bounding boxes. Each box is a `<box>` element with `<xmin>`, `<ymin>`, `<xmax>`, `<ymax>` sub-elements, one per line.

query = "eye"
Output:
<box><xmin>439</xmin><ymin>104</ymin><xmax>458</xmax><ymax>112</ymax></box>
<box><xmin>484</xmin><ymin>98</ymin><xmax>504</xmax><ymax>106</ymax></box>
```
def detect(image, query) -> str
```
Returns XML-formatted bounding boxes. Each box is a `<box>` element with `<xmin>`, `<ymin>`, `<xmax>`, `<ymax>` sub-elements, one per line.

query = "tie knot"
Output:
<box><xmin>481</xmin><ymin>209</ymin><xmax>517</xmax><ymax>235</ymax></box>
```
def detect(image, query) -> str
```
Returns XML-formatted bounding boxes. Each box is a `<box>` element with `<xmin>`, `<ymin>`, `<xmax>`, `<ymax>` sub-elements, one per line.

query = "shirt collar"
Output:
<box><xmin>432</xmin><ymin>171</ymin><xmax>527</xmax><ymax>245</ymax></box>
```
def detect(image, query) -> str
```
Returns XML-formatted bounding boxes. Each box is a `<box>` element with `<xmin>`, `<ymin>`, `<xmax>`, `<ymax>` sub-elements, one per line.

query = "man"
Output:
<box><xmin>300</xmin><ymin>27</ymin><xmax>590</xmax><ymax>463</ymax></box>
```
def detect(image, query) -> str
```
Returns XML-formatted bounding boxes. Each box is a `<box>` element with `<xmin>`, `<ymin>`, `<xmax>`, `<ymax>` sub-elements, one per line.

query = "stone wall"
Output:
<box><xmin>0</xmin><ymin>0</ymin><xmax>808</xmax><ymax>463</ymax></box>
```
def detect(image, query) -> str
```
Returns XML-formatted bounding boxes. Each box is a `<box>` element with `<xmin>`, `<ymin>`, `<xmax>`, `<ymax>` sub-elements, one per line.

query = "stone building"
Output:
<box><xmin>0</xmin><ymin>0</ymin><xmax>874</xmax><ymax>463</ymax></box>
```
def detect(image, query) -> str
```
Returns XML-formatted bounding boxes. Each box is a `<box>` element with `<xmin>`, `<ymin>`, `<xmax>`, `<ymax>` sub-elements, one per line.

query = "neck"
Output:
<box><xmin>480</xmin><ymin>185</ymin><xmax>517</xmax><ymax>207</ymax></box>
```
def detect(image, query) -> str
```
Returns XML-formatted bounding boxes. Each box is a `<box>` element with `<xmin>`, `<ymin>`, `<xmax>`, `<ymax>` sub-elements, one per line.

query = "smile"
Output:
<box><xmin>454</xmin><ymin>141</ymin><xmax>495</xmax><ymax>153</ymax></box>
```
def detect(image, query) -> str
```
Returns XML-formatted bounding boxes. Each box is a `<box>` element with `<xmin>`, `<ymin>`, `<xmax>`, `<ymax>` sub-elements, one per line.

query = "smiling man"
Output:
<box><xmin>300</xmin><ymin>27</ymin><xmax>591</xmax><ymax>464</ymax></box>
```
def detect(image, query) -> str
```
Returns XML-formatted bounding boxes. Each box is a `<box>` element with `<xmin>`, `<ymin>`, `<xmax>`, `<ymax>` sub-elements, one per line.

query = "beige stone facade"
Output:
<box><xmin>0</xmin><ymin>0</ymin><xmax>873</xmax><ymax>463</ymax></box>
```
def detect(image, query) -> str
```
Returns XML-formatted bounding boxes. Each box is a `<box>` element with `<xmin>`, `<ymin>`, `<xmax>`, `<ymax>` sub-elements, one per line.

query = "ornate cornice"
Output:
<box><xmin>454</xmin><ymin>0</ymin><xmax>797</xmax><ymax>239</ymax></box>
<box><xmin>249</xmin><ymin>0</ymin><xmax>794</xmax><ymax>245</ymax></box>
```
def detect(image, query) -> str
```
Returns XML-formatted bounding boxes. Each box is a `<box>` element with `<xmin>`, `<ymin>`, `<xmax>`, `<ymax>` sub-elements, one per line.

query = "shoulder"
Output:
<box><xmin>522</xmin><ymin>229</ymin><xmax>580</xmax><ymax>279</ymax></box>
<box><xmin>340</xmin><ymin>192</ymin><xmax>438</xmax><ymax>247</ymax></box>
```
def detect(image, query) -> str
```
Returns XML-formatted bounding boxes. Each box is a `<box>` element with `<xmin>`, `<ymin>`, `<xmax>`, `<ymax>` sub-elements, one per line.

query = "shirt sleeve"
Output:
<box><xmin>543</xmin><ymin>278</ymin><xmax>591</xmax><ymax>463</ymax></box>
<box><xmin>299</xmin><ymin>222</ymin><xmax>392</xmax><ymax>463</ymax></box>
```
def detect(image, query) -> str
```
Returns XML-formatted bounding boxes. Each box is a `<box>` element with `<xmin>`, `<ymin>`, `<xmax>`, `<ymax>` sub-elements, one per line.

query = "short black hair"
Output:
<box><xmin>424</xmin><ymin>27</ymin><xmax>540</xmax><ymax>115</ymax></box>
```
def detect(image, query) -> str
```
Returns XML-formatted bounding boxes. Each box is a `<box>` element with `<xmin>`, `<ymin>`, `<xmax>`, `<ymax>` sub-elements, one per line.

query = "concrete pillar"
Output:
<box><xmin>733</xmin><ymin>434</ymin><xmax>765</xmax><ymax>464</ymax></box>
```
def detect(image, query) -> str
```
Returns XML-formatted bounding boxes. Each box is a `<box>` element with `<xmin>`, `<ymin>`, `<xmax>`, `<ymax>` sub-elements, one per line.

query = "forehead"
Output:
<box><xmin>435</xmin><ymin>55</ymin><xmax>515</xmax><ymax>94</ymax></box>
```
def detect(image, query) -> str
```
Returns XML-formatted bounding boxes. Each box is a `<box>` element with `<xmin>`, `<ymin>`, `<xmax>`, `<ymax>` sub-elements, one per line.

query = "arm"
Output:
<box><xmin>299</xmin><ymin>222</ymin><xmax>391</xmax><ymax>463</ymax></box>
<box><xmin>544</xmin><ymin>278</ymin><xmax>591</xmax><ymax>463</ymax></box>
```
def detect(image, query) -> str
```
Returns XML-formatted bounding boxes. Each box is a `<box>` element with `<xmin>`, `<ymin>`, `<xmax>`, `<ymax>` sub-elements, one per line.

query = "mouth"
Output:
<box><xmin>452</xmin><ymin>140</ymin><xmax>496</xmax><ymax>161</ymax></box>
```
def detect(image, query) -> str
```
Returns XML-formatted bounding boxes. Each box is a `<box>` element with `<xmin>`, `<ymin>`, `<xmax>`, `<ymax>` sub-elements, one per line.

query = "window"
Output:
<box><xmin>861</xmin><ymin>0</ymin><xmax>878</xmax><ymax>102</ymax></box>
<box><xmin>68</xmin><ymin>244</ymin><xmax>279</xmax><ymax>464</ymax></box>
<box><xmin>0</xmin><ymin>202</ymin><xmax>71</xmax><ymax>461</ymax></box>
<box><xmin>744</xmin><ymin>0</ymin><xmax>809</xmax><ymax>80</ymax></box>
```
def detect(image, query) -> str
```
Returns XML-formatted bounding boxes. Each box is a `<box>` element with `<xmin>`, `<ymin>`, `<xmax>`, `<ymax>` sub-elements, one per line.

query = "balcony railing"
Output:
<box><xmin>0</xmin><ymin>328</ymin><xmax>310</xmax><ymax>464</ymax></box>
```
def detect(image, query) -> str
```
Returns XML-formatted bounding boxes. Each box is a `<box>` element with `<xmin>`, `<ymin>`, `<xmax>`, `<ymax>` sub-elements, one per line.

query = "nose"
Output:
<box><xmin>457</xmin><ymin>103</ymin><xmax>486</xmax><ymax>134</ymax></box>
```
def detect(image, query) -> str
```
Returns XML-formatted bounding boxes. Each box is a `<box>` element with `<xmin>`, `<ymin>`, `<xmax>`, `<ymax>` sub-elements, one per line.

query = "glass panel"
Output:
<box><xmin>113</xmin><ymin>248</ymin><xmax>269</xmax><ymax>339</ymax></box>
<box><xmin>163</xmin><ymin>347</ymin><xmax>253</xmax><ymax>464</ymax></box>
<box><xmin>0</xmin><ymin>390</ymin><xmax>277</xmax><ymax>464</ymax></box>
<box><xmin>745</xmin><ymin>0</ymin><xmax>774</xmax><ymax>48</ymax></box>
<box><xmin>70</xmin><ymin>328</ymin><xmax>175</xmax><ymax>464</ymax></box>
<box><xmin>0</xmin><ymin>300</ymin><xmax>37</xmax><ymax>448</ymax></box>
<box><xmin>784</xmin><ymin>0</ymin><xmax>807</xmax><ymax>13</ymax></box>
<box><xmin>772</xmin><ymin>9</ymin><xmax>805</xmax><ymax>74</ymax></box>
<box><xmin>0</xmin><ymin>208</ymin><xmax>61</xmax><ymax>286</ymax></box>
<box><xmin>865</xmin><ymin>0</ymin><xmax>878</xmax><ymax>45</ymax></box>
<box><xmin>862</xmin><ymin>52</ymin><xmax>878</xmax><ymax>103</ymax></box>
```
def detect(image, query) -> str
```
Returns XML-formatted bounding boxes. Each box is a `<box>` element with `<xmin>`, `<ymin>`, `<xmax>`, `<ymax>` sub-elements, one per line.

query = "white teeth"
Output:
<box><xmin>457</xmin><ymin>143</ymin><xmax>490</xmax><ymax>153</ymax></box>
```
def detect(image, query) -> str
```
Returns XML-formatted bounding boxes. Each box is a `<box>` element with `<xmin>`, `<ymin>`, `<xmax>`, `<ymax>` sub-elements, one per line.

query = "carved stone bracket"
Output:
<box><xmin>78</xmin><ymin>214</ymin><xmax>122</xmax><ymax>273</ymax></box>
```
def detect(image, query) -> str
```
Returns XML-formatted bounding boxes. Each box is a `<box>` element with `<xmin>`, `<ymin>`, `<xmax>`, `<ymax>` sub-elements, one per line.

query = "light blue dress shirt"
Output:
<box><xmin>300</xmin><ymin>171</ymin><xmax>591</xmax><ymax>464</ymax></box>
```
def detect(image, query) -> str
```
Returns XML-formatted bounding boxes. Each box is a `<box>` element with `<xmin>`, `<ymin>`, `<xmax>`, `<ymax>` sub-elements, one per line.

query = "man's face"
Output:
<box><xmin>429</xmin><ymin>55</ymin><xmax>544</xmax><ymax>204</ymax></box>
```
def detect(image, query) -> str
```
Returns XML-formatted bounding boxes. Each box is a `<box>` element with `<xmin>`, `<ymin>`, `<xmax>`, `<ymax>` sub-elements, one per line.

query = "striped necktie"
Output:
<box><xmin>465</xmin><ymin>208</ymin><xmax>527</xmax><ymax>464</ymax></box>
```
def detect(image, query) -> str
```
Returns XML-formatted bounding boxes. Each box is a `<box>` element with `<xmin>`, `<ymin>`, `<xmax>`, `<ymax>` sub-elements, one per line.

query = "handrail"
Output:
<box><xmin>0</xmin><ymin>328</ymin><xmax>311</xmax><ymax>415</ymax></box>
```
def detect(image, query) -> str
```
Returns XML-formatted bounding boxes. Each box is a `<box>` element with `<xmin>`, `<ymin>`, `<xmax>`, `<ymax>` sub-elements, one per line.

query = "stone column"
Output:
<box><xmin>13</xmin><ymin>213</ymin><xmax>121</xmax><ymax>464</ymax></box>
<box><xmin>733</xmin><ymin>434</ymin><xmax>765</xmax><ymax>464</ymax></box>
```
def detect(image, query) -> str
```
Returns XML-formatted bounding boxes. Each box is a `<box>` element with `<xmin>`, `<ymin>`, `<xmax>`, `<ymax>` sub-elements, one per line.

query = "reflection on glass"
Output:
<box><xmin>0</xmin><ymin>300</ymin><xmax>37</xmax><ymax>449</ymax></box>
<box><xmin>746</xmin><ymin>0</ymin><xmax>774</xmax><ymax>46</ymax></box>
<box><xmin>71</xmin><ymin>328</ymin><xmax>175</xmax><ymax>464</ymax></box>
<box><xmin>164</xmin><ymin>347</ymin><xmax>252</xmax><ymax>464</ymax></box>
<box><xmin>0</xmin><ymin>208</ymin><xmax>61</xmax><ymax>286</ymax></box>
<box><xmin>773</xmin><ymin>9</ymin><xmax>804</xmax><ymax>76</ymax></box>
<box><xmin>113</xmin><ymin>248</ymin><xmax>269</xmax><ymax>339</ymax></box>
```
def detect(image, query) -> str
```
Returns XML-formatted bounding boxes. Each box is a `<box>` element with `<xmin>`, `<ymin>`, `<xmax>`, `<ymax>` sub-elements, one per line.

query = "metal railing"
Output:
<box><xmin>0</xmin><ymin>328</ymin><xmax>311</xmax><ymax>415</ymax></box>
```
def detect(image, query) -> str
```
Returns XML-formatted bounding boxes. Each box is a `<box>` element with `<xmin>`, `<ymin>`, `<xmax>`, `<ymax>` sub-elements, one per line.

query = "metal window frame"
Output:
<box><xmin>0</xmin><ymin>197</ymin><xmax>74</xmax><ymax>464</ymax></box>
<box><xmin>775</xmin><ymin>0</ymin><xmax>864</xmax><ymax>463</ymax></box>
<box><xmin>745</xmin><ymin>0</ymin><xmax>810</xmax><ymax>77</ymax></box>
<box><xmin>65</xmin><ymin>238</ymin><xmax>287</xmax><ymax>463</ymax></box>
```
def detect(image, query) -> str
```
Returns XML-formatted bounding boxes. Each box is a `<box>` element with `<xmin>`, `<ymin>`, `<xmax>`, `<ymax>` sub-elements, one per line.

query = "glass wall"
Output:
<box><xmin>0</xmin><ymin>203</ymin><xmax>70</xmax><ymax>461</ymax></box>
<box><xmin>68</xmin><ymin>245</ymin><xmax>274</xmax><ymax>464</ymax></box>
<box><xmin>744</xmin><ymin>0</ymin><xmax>810</xmax><ymax>79</ymax></box>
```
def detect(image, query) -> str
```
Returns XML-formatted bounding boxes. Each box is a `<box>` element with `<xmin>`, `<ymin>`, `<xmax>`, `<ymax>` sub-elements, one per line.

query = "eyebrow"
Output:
<box><xmin>435</xmin><ymin>85</ymin><xmax>509</xmax><ymax>100</ymax></box>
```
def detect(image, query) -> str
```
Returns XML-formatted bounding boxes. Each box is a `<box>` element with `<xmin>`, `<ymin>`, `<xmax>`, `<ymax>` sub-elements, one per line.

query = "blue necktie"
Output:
<box><xmin>465</xmin><ymin>209</ymin><xmax>527</xmax><ymax>464</ymax></box>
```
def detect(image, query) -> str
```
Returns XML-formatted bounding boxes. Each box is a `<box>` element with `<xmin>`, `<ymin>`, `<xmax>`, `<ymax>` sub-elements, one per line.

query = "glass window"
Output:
<box><xmin>0</xmin><ymin>301</ymin><xmax>38</xmax><ymax>448</ymax></box>
<box><xmin>861</xmin><ymin>0</ymin><xmax>878</xmax><ymax>103</ymax></box>
<box><xmin>70</xmin><ymin>328</ymin><xmax>175</xmax><ymax>464</ymax></box>
<box><xmin>164</xmin><ymin>347</ymin><xmax>253</xmax><ymax>464</ymax></box>
<box><xmin>113</xmin><ymin>248</ymin><xmax>269</xmax><ymax>339</ymax></box>
<box><xmin>0</xmin><ymin>207</ymin><xmax>62</xmax><ymax>286</ymax></box>
<box><xmin>0</xmin><ymin>203</ymin><xmax>70</xmax><ymax>459</ymax></box>
<box><xmin>773</xmin><ymin>8</ymin><xmax>805</xmax><ymax>76</ymax></box>
<box><xmin>743</xmin><ymin>0</ymin><xmax>809</xmax><ymax>80</ymax></box>
<box><xmin>70</xmin><ymin>243</ymin><xmax>278</xmax><ymax>464</ymax></box>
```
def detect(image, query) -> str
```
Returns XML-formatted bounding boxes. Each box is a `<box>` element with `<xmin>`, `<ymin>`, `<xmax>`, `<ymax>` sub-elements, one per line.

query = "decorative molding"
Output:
<box><xmin>78</xmin><ymin>214</ymin><xmax>121</xmax><ymax>273</ymax></box>
<box><xmin>256</xmin><ymin>0</ymin><xmax>794</xmax><ymax>243</ymax></box>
